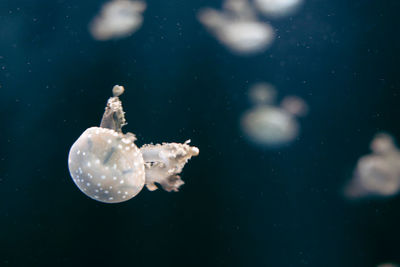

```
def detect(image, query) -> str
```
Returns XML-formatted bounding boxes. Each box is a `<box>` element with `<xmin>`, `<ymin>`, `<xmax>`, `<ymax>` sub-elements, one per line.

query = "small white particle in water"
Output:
<box><xmin>113</xmin><ymin>132</ymin><xmax>118</xmax><ymax>137</ymax></box>
<box><xmin>109</xmin><ymin>197</ymin><xmax>114</xmax><ymax>200</ymax></box>
<box><xmin>101</xmin><ymin>175</ymin><xmax>106</xmax><ymax>179</ymax></box>
<box><xmin>118</xmin><ymin>144</ymin><xmax>123</xmax><ymax>149</ymax></box>
<box><xmin>117</xmin><ymin>191</ymin><xmax>121</xmax><ymax>194</ymax></box>
<box><xmin>113</xmin><ymin>177</ymin><xmax>117</xmax><ymax>180</ymax></box>
<box><xmin>86</xmin><ymin>183</ymin><xmax>90</xmax><ymax>186</ymax></box>
<box><xmin>107</xmin><ymin>139</ymin><xmax>112</xmax><ymax>144</ymax></box>
<box><xmin>113</xmin><ymin>164</ymin><xmax>117</xmax><ymax>169</ymax></box>
<box><xmin>88</xmin><ymin>134</ymin><xmax>92</xmax><ymax>138</ymax></box>
<box><xmin>105</xmin><ymin>190</ymin><xmax>109</xmax><ymax>194</ymax></box>
<box><xmin>124</xmin><ymin>191</ymin><xmax>128</xmax><ymax>195</ymax></box>
<box><xmin>122</xmin><ymin>195</ymin><xmax>126</xmax><ymax>199</ymax></box>
<box><xmin>125</xmin><ymin>146</ymin><xmax>130</xmax><ymax>151</ymax></box>
<box><xmin>120</xmin><ymin>180</ymin><xmax>124</xmax><ymax>184</ymax></box>
<box><xmin>96</xmin><ymin>159</ymin><xmax>100</xmax><ymax>164</ymax></box>
<box><xmin>82</xmin><ymin>152</ymin><xmax>86</xmax><ymax>156</ymax></box>
<box><xmin>77</xmin><ymin>150</ymin><xmax>81</xmax><ymax>155</ymax></box>
<box><xmin>87</xmin><ymin>162</ymin><xmax>91</xmax><ymax>167</ymax></box>
<box><xmin>95</xmin><ymin>189</ymin><xmax>99</xmax><ymax>193</ymax></box>
<box><xmin>109</xmin><ymin>186</ymin><xmax>112</xmax><ymax>189</ymax></box>
<box><xmin>97</xmin><ymin>183</ymin><xmax>101</xmax><ymax>187</ymax></box>
<box><xmin>94</xmin><ymin>195</ymin><xmax>99</xmax><ymax>198</ymax></box>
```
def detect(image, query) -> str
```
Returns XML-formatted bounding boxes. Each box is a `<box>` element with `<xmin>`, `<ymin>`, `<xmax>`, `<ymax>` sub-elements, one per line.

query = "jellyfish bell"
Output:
<box><xmin>254</xmin><ymin>0</ymin><xmax>303</xmax><ymax>18</ymax></box>
<box><xmin>68</xmin><ymin>85</ymin><xmax>199</xmax><ymax>203</ymax></box>
<box><xmin>241</xmin><ymin>105</ymin><xmax>299</xmax><ymax>147</ymax></box>
<box><xmin>344</xmin><ymin>133</ymin><xmax>400</xmax><ymax>199</ymax></box>
<box><xmin>218</xmin><ymin>20</ymin><xmax>275</xmax><ymax>54</ymax></box>
<box><xmin>68</xmin><ymin>127</ymin><xmax>145</xmax><ymax>203</ymax></box>
<box><xmin>198</xmin><ymin>1</ymin><xmax>275</xmax><ymax>55</ymax></box>
<box><xmin>89</xmin><ymin>0</ymin><xmax>147</xmax><ymax>41</ymax></box>
<box><xmin>349</xmin><ymin>155</ymin><xmax>400</xmax><ymax>198</ymax></box>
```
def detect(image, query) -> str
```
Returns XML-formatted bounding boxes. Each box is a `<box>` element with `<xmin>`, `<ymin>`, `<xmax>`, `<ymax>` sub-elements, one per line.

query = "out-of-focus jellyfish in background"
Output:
<box><xmin>68</xmin><ymin>85</ymin><xmax>199</xmax><ymax>203</ymax></box>
<box><xmin>198</xmin><ymin>0</ymin><xmax>275</xmax><ymax>55</ymax></box>
<box><xmin>240</xmin><ymin>82</ymin><xmax>308</xmax><ymax>147</ymax></box>
<box><xmin>344</xmin><ymin>133</ymin><xmax>400</xmax><ymax>199</ymax></box>
<box><xmin>253</xmin><ymin>0</ymin><xmax>303</xmax><ymax>18</ymax></box>
<box><xmin>89</xmin><ymin>0</ymin><xmax>146</xmax><ymax>41</ymax></box>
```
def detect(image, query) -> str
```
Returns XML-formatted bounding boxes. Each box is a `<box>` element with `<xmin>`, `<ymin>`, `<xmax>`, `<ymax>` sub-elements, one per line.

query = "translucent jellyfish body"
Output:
<box><xmin>198</xmin><ymin>0</ymin><xmax>275</xmax><ymax>55</ymax></box>
<box><xmin>69</xmin><ymin>127</ymin><xmax>145</xmax><ymax>203</ymax></box>
<box><xmin>254</xmin><ymin>0</ymin><xmax>302</xmax><ymax>18</ymax></box>
<box><xmin>240</xmin><ymin>83</ymin><xmax>307</xmax><ymax>147</ymax></box>
<box><xmin>68</xmin><ymin>85</ymin><xmax>199</xmax><ymax>203</ymax></box>
<box><xmin>89</xmin><ymin>0</ymin><xmax>146</xmax><ymax>41</ymax></box>
<box><xmin>344</xmin><ymin>133</ymin><xmax>400</xmax><ymax>199</ymax></box>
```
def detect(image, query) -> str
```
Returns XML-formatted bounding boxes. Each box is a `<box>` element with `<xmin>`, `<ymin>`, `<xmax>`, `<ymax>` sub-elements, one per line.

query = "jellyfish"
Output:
<box><xmin>254</xmin><ymin>0</ymin><xmax>303</xmax><ymax>18</ymax></box>
<box><xmin>89</xmin><ymin>0</ymin><xmax>146</xmax><ymax>41</ymax></box>
<box><xmin>198</xmin><ymin>0</ymin><xmax>275</xmax><ymax>55</ymax></box>
<box><xmin>68</xmin><ymin>85</ymin><xmax>199</xmax><ymax>203</ymax></box>
<box><xmin>344</xmin><ymin>133</ymin><xmax>400</xmax><ymax>199</ymax></box>
<box><xmin>240</xmin><ymin>83</ymin><xmax>308</xmax><ymax>147</ymax></box>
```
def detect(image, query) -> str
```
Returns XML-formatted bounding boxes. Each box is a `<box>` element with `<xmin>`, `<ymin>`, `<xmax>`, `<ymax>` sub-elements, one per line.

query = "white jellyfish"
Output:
<box><xmin>89</xmin><ymin>0</ymin><xmax>146</xmax><ymax>41</ymax></box>
<box><xmin>198</xmin><ymin>0</ymin><xmax>275</xmax><ymax>55</ymax></box>
<box><xmin>68</xmin><ymin>85</ymin><xmax>199</xmax><ymax>203</ymax></box>
<box><xmin>344</xmin><ymin>133</ymin><xmax>400</xmax><ymax>199</ymax></box>
<box><xmin>253</xmin><ymin>0</ymin><xmax>303</xmax><ymax>18</ymax></box>
<box><xmin>240</xmin><ymin>82</ymin><xmax>307</xmax><ymax>147</ymax></box>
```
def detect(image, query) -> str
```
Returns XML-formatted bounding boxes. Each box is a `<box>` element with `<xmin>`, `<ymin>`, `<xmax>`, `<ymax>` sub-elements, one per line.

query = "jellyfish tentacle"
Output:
<box><xmin>140</xmin><ymin>141</ymin><xmax>199</xmax><ymax>192</ymax></box>
<box><xmin>100</xmin><ymin>85</ymin><xmax>127</xmax><ymax>132</ymax></box>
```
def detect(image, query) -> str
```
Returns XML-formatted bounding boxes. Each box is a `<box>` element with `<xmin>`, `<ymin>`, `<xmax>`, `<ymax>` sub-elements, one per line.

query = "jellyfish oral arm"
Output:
<box><xmin>140</xmin><ymin>141</ymin><xmax>199</xmax><ymax>192</ymax></box>
<box><xmin>100</xmin><ymin>85</ymin><xmax>127</xmax><ymax>132</ymax></box>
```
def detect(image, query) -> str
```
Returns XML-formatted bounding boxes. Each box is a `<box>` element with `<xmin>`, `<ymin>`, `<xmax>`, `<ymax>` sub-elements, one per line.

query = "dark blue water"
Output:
<box><xmin>1</xmin><ymin>0</ymin><xmax>400</xmax><ymax>266</ymax></box>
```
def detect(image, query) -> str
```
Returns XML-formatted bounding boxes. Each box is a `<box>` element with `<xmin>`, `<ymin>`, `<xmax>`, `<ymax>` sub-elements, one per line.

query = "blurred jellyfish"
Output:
<box><xmin>198</xmin><ymin>0</ymin><xmax>275</xmax><ymax>55</ymax></box>
<box><xmin>248</xmin><ymin>82</ymin><xmax>277</xmax><ymax>105</ymax></box>
<box><xmin>240</xmin><ymin>83</ymin><xmax>307</xmax><ymax>147</ymax></box>
<box><xmin>344</xmin><ymin>133</ymin><xmax>400</xmax><ymax>199</ymax></box>
<box><xmin>89</xmin><ymin>0</ymin><xmax>146</xmax><ymax>41</ymax></box>
<box><xmin>68</xmin><ymin>85</ymin><xmax>199</xmax><ymax>203</ymax></box>
<box><xmin>281</xmin><ymin>95</ymin><xmax>309</xmax><ymax>117</ymax></box>
<box><xmin>254</xmin><ymin>0</ymin><xmax>303</xmax><ymax>18</ymax></box>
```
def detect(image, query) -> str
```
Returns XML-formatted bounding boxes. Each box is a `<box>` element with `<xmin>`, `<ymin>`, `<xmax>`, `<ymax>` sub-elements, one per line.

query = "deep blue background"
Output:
<box><xmin>1</xmin><ymin>0</ymin><xmax>400</xmax><ymax>266</ymax></box>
